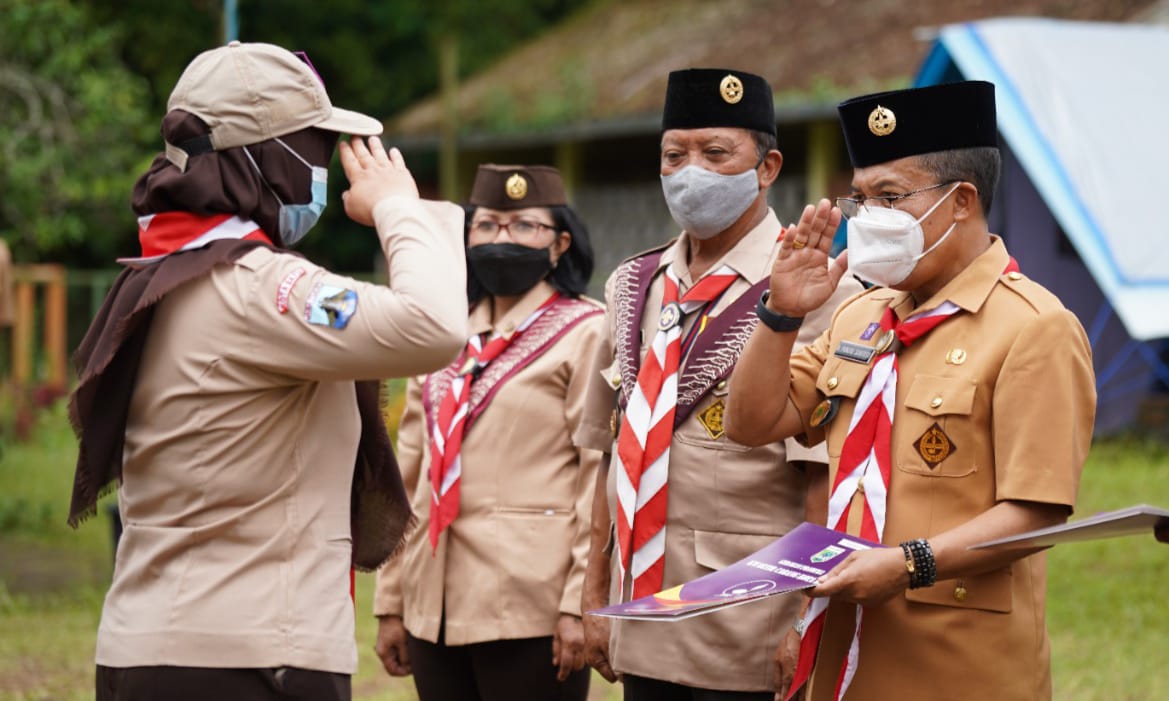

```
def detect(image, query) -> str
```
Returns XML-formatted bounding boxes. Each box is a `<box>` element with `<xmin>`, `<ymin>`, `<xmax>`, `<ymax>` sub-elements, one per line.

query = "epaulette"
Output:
<box><xmin>996</xmin><ymin>269</ymin><xmax>1064</xmax><ymax>315</ymax></box>
<box><xmin>617</xmin><ymin>237</ymin><xmax>677</xmax><ymax>268</ymax></box>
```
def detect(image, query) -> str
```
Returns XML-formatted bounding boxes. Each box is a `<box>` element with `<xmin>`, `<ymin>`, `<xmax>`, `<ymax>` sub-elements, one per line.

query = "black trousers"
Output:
<box><xmin>623</xmin><ymin>674</ymin><xmax>773</xmax><ymax>701</ymax></box>
<box><xmin>95</xmin><ymin>665</ymin><xmax>349</xmax><ymax>701</ymax></box>
<box><xmin>407</xmin><ymin>631</ymin><xmax>589</xmax><ymax>701</ymax></box>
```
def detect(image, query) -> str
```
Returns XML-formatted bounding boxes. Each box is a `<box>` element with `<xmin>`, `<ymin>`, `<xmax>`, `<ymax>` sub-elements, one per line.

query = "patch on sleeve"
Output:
<box><xmin>275</xmin><ymin>267</ymin><xmax>307</xmax><ymax>314</ymax></box>
<box><xmin>304</xmin><ymin>282</ymin><xmax>359</xmax><ymax>330</ymax></box>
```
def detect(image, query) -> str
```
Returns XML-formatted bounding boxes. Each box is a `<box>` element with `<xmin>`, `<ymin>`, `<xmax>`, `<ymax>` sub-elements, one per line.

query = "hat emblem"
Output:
<box><xmin>868</xmin><ymin>105</ymin><xmax>896</xmax><ymax>136</ymax></box>
<box><xmin>720</xmin><ymin>74</ymin><xmax>744</xmax><ymax>104</ymax></box>
<box><xmin>505</xmin><ymin>173</ymin><xmax>529</xmax><ymax>200</ymax></box>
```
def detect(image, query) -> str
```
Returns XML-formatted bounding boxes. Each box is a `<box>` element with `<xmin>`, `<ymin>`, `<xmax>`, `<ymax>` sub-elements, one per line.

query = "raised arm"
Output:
<box><xmin>726</xmin><ymin>199</ymin><xmax>849</xmax><ymax>446</ymax></box>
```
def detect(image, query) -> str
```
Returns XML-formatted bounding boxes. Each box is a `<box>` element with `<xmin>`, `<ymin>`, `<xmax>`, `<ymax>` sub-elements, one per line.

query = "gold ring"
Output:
<box><xmin>792</xmin><ymin>240</ymin><xmax>807</xmax><ymax>250</ymax></box>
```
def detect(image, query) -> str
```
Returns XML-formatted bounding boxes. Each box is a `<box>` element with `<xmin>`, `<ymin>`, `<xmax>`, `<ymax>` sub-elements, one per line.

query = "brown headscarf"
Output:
<box><xmin>68</xmin><ymin>111</ymin><xmax>412</xmax><ymax>571</ymax></box>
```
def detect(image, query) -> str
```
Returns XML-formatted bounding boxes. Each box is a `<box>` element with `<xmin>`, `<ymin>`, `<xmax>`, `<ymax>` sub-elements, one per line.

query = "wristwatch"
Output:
<box><xmin>756</xmin><ymin>291</ymin><xmax>804</xmax><ymax>333</ymax></box>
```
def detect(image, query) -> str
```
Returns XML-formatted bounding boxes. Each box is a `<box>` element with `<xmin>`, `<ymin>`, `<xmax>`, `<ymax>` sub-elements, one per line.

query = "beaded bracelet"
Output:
<box><xmin>899</xmin><ymin>538</ymin><xmax>937</xmax><ymax>589</ymax></box>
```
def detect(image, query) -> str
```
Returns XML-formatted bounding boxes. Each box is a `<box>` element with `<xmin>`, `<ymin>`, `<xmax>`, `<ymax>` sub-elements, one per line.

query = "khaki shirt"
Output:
<box><xmin>787</xmin><ymin>237</ymin><xmax>1096</xmax><ymax>701</ymax></box>
<box><xmin>374</xmin><ymin>281</ymin><xmax>606</xmax><ymax>645</ymax></box>
<box><xmin>96</xmin><ymin>197</ymin><xmax>468</xmax><ymax>674</ymax></box>
<box><xmin>575</xmin><ymin>210</ymin><xmax>863</xmax><ymax>691</ymax></box>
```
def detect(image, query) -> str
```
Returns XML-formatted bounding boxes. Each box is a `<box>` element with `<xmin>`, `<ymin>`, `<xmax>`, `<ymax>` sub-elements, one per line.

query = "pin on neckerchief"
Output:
<box><xmin>810</xmin><ymin>396</ymin><xmax>841</xmax><ymax>427</ymax></box>
<box><xmin>659</xmin><ymin>301</ymin><xmax>682</xmax><ymax>331</ymax></box>
<box><xmin>873</xmin><ymin>328</ymin><xmax>904</xmax><ymax>356</ymax></box>
<box><xmin>458</xmin><ymin>355</ymin><xmax>481</xmax><ymax>378</ymax></box>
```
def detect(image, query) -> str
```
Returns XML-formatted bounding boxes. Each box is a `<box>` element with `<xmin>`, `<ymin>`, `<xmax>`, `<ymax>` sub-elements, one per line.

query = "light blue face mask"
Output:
<box><xmin>243</xmin><ymin>138</ymin><xmax>328</xmax><ymax>247</ymax></box>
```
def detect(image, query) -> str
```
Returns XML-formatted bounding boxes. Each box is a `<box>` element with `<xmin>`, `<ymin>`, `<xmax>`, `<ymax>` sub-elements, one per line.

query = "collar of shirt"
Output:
<box><xmin>468</xmin><ymin>279</ymin><xmax>558</xmax><ymax>340</ymax></box>
<box><xmin>888</xmin><ymin>234</ymin><xmax>1010</xmax><ymax>320</ymax></box>
<box><xmin>656</xmin><ymin>208</ymin><xmax>783</xmax><ymax>290</ymax></box>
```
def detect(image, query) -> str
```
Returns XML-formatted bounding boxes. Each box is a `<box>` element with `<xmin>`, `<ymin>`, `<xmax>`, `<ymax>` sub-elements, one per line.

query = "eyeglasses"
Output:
<box><xmin>834</xmin><ymin>181</ymin><xmax>957</xmax><ymax>219</ymax></box>
<box><xmin>470</xmin><ymin>219</ymin><xmax>556</xmax><ymax>239</ymax></box>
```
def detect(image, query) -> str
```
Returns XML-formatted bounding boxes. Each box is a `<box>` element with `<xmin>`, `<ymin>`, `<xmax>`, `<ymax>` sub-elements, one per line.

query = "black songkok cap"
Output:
<box><xmin>838</xmin><ymin>81</ymin><xmax>998</xmax><ymax>168</ymax></box>
<box><xmin>468</xmin><ymin>164</ymin><xmax>567</xmax><ymax>210</ymax></box>
<box><xmin>662</xmin><ymin>68</ymin><xmax>776</xmax><ymax>136</ymax></box>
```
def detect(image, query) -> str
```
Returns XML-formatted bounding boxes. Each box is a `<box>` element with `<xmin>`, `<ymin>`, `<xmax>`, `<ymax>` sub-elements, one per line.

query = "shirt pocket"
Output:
<box><xmin>904</xmin><ymin>567</ymin><xmax>1013</xmax><ymax>614</ymax></box>
<box><xmin>674</xmin><ymin>381</ymin><xmax>751</xmax><ymax>453</ymax></box>
<box><xmin>693</xmin><ymin>529</ymin><xmax>783</xmax><ymax>571</ymax></box>
<box><xmin>896</xmin><ymin>374</ymin><xmax>978</xmax><ymax>478</ymax></box>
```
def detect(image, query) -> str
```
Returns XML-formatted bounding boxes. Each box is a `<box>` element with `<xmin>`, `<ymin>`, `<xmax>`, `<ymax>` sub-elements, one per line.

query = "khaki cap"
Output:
<box><xmin>165</xmin><ymin>41</ymin><xmax>382</xmax><ymax>168</ymax></box>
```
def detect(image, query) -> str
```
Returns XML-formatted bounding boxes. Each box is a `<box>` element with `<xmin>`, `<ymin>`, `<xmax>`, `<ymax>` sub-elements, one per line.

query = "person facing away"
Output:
<box><xmin>68</xmin><ymin>41</ymin><xmax>469</xmax><ymax>701</ymax></box>
<box><xmin>725</xmin><ymin>80</ymin><xmax>1096</xmax><ymax>701</ymax></box>
<box><xmin>372</xmin><ymin>164</ymin><xmax>606</xmax><ymax>701</ymax></box>
<box><xmin>576</xmin><ymin>67</ymin><xmax>861</xmax><ymax>701</ymax></box>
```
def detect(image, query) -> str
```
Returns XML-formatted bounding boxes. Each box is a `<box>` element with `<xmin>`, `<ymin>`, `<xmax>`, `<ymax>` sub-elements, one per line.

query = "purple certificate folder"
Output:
<box><xmin>589</xmin><ymin>523</ymin><xmax>882</xmax><ymax>622</ymax></box>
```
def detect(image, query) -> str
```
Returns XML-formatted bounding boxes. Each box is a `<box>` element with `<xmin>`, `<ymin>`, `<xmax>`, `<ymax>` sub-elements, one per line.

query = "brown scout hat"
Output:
<box><xmin>468</xmin><ymin>164</ymin><xmax>567</xmax><ymax>210</ymax></box>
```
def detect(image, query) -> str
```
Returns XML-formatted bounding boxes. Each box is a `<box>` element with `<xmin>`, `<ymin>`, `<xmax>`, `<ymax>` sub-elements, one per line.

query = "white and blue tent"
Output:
<box><xmin>916</xmin><ymin>17</ymin><xmax>1169</xmax><ymax>432</ymax></box>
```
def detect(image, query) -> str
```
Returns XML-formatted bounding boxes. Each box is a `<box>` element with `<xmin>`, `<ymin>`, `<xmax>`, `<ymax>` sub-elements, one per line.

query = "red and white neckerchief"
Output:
<box><xmin>119</xmin><ymin>212</ymin><xmax>272</xmax><ymax>265</ymax></box>
<box><xmin>427</xmin><ymin>292</ymin><xmax>560</xmax><ymax>550</ymax></box>
<box><xmin>615</xmin><ymin>264</ymin><xmax>738</xmax><ymax>599</ymax></box>
<box><xmin>787</xmin><ymin>256</ymin><xmax>1021</xmax><ymax>701</ymax></box>
<box><xmin>787</xmin><ymin>300</ymin><xmax>961</xmax><ymax>701</ymax></box>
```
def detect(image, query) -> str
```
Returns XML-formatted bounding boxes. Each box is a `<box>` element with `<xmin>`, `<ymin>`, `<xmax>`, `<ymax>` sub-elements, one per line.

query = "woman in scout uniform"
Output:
<box><xmin>373</xmin><ymin>164</ymin><xmax>604</xmax><ymax>701</ymax></box>
<box><xmin>71</xmin><ymin>43</ymin><xmax>465</xmax><ymax>700</ymax></box>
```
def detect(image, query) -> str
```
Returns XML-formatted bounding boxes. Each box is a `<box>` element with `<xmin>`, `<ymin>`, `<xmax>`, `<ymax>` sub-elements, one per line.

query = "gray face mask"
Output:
<box><xmin>660</xmin><ymin>165</ymin><xmax>760</xmax><ymax>239</ymax></box>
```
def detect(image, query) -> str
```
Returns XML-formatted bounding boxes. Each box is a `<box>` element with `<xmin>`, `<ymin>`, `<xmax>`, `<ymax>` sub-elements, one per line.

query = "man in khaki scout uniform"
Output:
<box><xmin>69</xmin><ymin>42</ymin><xmax>468</xmax><ymax>701</ymax></box>
<box><xmin>726</xmin><ymin>81</ymin><xmax>1096</xmax><ymax>701</ymax></box>
<box><xmin>576</xmin><ymin>69</ymin><xmax>860</xmax><ymax>700</ymax></box>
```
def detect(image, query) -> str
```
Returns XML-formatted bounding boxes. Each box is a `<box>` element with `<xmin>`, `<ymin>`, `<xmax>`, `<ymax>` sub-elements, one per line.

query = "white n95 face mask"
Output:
<box><xmin>660</xmin><ymin>165</ymin><xmax>759</xmax><ymax>240</ymax></box>
<box><xmin>846</xmin><ymin>183</ymin><xmax>960</xmax><ymax>287</ymax></box>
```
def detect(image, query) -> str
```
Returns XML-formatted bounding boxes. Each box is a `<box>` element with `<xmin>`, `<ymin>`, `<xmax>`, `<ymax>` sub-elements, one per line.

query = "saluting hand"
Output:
<box><xmin>767</xmin><ymin>199</ymin><xmax>850</xmax><ymax>318</ymax></box>
<box><xmin>339</xmin><ymin>136</ymin><xmax>419</xmax><ymax>227</ymax></box>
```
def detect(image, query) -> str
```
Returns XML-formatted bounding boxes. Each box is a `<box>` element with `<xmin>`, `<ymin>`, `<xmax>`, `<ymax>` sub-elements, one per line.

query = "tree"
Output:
<box><xmin>0</xmin><ymin>0</ymin><xmax>154</xmax><ymax>264</ymax></box>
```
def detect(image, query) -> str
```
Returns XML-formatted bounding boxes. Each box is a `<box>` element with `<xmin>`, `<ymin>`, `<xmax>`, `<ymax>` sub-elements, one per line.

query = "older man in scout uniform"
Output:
<box><xmin>576</xmin><ymin>68</ymin><xmax>861</xmax><ymax>700</ymax></box>
<box><xmin>726</xmin><ymin>81</ymin><xmax>1096</xmax><ymax>700</ymax></box>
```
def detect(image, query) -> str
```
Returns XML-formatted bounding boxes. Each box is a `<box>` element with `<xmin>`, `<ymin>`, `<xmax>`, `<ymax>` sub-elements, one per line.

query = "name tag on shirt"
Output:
<box><xmin>833</xmin><ymin>340</ymin><xmax>875</xmax><ymax>364</ymax></box>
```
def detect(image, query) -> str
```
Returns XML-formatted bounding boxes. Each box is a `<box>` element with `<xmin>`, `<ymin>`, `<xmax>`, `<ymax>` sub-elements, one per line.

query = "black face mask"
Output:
<box><xmin>467</xmin><ymin>242</ymin><xmax>554</xmax><ymax>297</ymax></box>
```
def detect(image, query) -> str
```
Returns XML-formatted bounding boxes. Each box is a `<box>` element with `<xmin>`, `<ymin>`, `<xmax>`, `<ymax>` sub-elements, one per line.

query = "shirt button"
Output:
<box><xmin>856</xmin><ymin>482</ymin><xmax>865</xmax><ymax>494</ymax></box>
<box><xmin>930</xmin><ymin>396</ymin><xmax>943</xmax><ymax>409</ymax></box>
<box><xmin>1007</xmin><ymin>272</ymin><xmax>1023</xmax><ymax>281</ymax></box>
<box><xmin>827</xmin><ymin>377</ymin><xmax>839</xmax><ymax>390</ymax></box>
<box><xmin>716</xmin><ymin>380</ymin><xmax>727</xmax><ymax>391</ymax></box>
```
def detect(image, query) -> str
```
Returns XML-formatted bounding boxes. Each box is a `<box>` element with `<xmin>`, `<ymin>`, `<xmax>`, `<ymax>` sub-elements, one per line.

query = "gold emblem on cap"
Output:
<box><xmin>505</xmin><ymin>173</ymin><xmax>528</xmax><ymax>200</ymax></box>
<box><xmin>720</xmin><ymin>74</ymin><xmax>744</xmax><ymax>104</ymax></box>
<box><xmin>698</xmin><ymin>399</ymin><xmax>726</xmax><ymax>440</ymax></box>
<box><xmin>868</xmin><ymin>105</ymin><xmax>897</xmax><ymax>137</ymax></box>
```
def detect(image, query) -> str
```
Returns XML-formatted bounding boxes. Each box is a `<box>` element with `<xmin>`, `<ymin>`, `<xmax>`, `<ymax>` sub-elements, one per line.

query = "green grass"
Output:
<box><xmin>1046</xmin><ymin>438</ymin><xmax>1169</xmax><ymax>701</ymax></box>
<box><xmin>0</xmin><ymin>402</ymin><xmax>1166</xmax><ymax>700</ymax></box>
